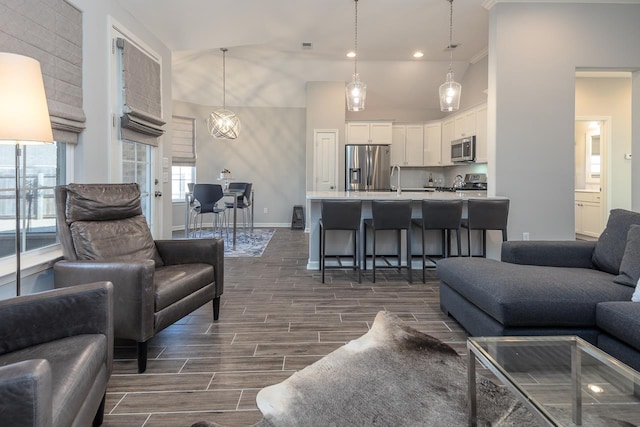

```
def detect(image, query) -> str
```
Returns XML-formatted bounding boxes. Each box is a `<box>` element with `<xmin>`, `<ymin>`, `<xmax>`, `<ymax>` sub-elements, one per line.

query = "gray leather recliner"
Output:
<box><xmin>53</xmin><ymin>183</ymin><xmax>224</xmax><ymax>373</ymax></box>
<box><xmin>0</xmin><ymin>281</ymin><xmax>113</xmax><ymax>427</ymax></box>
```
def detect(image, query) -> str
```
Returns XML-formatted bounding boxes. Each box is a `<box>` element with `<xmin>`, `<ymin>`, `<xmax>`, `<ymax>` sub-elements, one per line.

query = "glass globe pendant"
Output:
<box><xmin>439</xmin><ymin>71</ymin><xmax>461</xmax><ymax>112</ymax></box>
<box><xmin>439</xmin><ymin>0</ymin><xmax>461</xmax><ymax>112</ymax></box>
<box><xmin>346</xmin><ymin>0</ymin><xmax>366</xmax><ymax>111</ymax></box>
<box><xmin>346</xmin><ymin>73</ymin><xmax>366</xmax><ymax>111</ymax></box>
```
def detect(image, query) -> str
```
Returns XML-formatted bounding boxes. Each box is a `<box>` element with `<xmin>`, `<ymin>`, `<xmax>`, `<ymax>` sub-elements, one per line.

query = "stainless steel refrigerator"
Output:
<box><xmin>345</xmin><ymin>144</ymin><xmax>391</xmax><ymax>191</ymax></box>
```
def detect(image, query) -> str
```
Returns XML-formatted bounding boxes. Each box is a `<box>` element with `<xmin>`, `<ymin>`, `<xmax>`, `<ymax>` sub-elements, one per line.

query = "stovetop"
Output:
<box><xmin>434</xmin><ymin>184</ymin><xmax>487</xmax><ymax>192</ymax></box>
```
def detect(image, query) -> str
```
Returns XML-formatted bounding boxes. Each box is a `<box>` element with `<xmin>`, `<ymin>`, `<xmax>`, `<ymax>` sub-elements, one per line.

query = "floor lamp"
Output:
<box><xmin>0</xmin><ymin>53</ymin><xmax>55</xmax><ymax>296</ymax></box>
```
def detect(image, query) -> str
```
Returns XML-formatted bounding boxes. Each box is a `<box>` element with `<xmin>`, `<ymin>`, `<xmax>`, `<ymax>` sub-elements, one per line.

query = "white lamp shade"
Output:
<box><xmin>439</xmin><ymin>71</ymin><xmax>462</xmax><ymax>113</ymax></box>
<box><xmin>346</xmin><ymin>73</ymin><xmax>367</xmax><ymax>112</ymax></box>
<box><xmin>0</xmin><ymin>53</ymin><xmax>54</xmax><ymax>144</ymax></box>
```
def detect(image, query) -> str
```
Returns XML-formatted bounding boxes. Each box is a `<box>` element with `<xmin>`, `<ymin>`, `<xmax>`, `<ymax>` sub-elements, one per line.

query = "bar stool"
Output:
<box><xmin>319</xmin><ymin>200</ymin><xmax>362</xmax><ymax>283</ymax></box>
<box><xmin>363</xmin><ymin>200</ymin><xmax>413</xmax><ymax>283</ymax></box>
<box><xmin>411</xmin><ymin>199</ymin><xmax>463</xmax><ymax>283</ymax></box>
<box><xmin>462</xmin><ymin>199</ymin><xmax>510</xmax><ymax>257</ymax></box>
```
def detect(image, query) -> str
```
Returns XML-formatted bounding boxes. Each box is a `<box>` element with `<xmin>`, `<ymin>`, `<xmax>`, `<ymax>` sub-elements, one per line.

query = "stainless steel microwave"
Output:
<box><xmin>451</xmin><ymin>136</ymin><xmax>476</xmax><ymax>162</ymax></box>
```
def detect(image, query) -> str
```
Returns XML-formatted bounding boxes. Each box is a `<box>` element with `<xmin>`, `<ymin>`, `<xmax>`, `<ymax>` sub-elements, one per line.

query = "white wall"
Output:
<box><xmin>172</xmin><ymin>100</ymin><xmax>306</xmax><ymax>228</ymax></box>
<box><xmin>489</xmin><ymin>2</ymin><xmax>640</xmax><ymax>242</ymax></box>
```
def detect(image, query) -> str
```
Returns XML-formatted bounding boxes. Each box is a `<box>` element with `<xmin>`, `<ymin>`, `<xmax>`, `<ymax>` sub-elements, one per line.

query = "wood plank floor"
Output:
<box><xmin>103</xmin><ymin>228</ymin><xmax>467</xmax><ymax>427</ymax></box>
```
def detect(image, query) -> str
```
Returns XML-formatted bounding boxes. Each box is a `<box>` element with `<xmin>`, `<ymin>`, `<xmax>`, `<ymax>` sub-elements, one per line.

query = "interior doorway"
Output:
<box><xmin>575</xmin><ymin>71</ymin><xmax>633</xmax><ymax>238</ymax></box>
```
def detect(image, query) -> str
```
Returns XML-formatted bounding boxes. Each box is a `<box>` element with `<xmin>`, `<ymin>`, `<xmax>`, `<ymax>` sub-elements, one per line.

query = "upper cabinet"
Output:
<box><xmin>344</xmin><ymin>102</ymin><xmax>487</xmax><ymax>167</ymax></box>
<box><xmin>424</xmin><ymin>122</ymin><xmax>442</xmax><ymax>167</ymax></box>
<box><xmin>474</xmin><ymin>105</ymin><xmax>488</xmax><ymax>163</ymax></box>
<box><xmin>391</xmin><ymin>124</ymin><xmax>423</xmax><ymax>166</ymax></box>
<box><xmin>346</xmin><ymin>122</ymin><xmax>392</xmax><ymax>144</ymax></box>
<box><xmin>454</xmin><ymin>109</ymin><xmax>476</xmax><ymax>139</ymax></box>
<box><xmin>440</xmin><ymin>118</ymin><xmax>454</xmax><ymax>166</ymax></box>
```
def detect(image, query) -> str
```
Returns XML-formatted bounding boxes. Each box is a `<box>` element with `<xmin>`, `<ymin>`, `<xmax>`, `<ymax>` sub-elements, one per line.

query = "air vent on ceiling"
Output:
<box><xmin>302</xmin><ymin>42</ymin><xmax>313</xmax><ymax>49</ymax></box>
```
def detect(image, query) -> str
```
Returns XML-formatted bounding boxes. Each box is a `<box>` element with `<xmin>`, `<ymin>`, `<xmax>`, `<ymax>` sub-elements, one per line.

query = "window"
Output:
<box><xmin>171</xmin><ymin>116</ymin><xmax>196</xmax><ymax>202</ymax></box>
<box><xmin>122</xmin><ymin>141</ymin><xmax>152</xmax><ymax>224</ymax></box>
<box><xmin>172</xmin><ymin>166</ymin><xmax>195</xmax><ymax>202</ymax></box>
<box><xmin>0</xmin><ymin>143</ymin><xmax>67</xmax><ymax>259</ymax></box>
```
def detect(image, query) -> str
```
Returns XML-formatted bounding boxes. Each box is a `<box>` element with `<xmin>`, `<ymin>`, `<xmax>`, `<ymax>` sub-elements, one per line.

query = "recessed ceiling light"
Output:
<box><xmin>588</xmin><ymin>384</ymin><xmax>604</xmax><ymax>393</ymax></box>
<box><xmin>346</xmin><ymin>51</ymin><xmax>356</xmax><ymax>58</ymax></box>
<box><xmin>413</xmin><ymin>51</ymin><xmax>424</xmax><ymax>58</ymax></box>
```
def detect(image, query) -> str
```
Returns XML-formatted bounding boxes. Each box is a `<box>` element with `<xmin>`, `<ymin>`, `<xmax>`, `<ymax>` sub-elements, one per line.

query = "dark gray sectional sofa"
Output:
<box><xmin>438</xmin><ymin>209</ymin><xmax>640</xmax><ymax>371</ymax></box>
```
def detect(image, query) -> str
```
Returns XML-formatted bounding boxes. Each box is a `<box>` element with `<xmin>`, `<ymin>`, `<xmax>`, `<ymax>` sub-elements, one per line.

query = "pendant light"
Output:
<box><xmin>439</xmin><ymin>0</ymin><xmax>462</xmax><ymax>112</ymax></box>
<box><xmin>207</xmin><ymin>48</ymin><xmax>240</xmax><ymax>139</ymax></box>
<box><xmin>346</xmin><ymin>0</ymin><xmax>366</xmax><ymax>111</ymax></box>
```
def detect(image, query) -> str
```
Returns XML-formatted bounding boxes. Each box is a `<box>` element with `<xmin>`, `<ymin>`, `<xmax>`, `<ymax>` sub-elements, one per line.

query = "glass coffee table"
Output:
<box><xmin>467</xmin><ymin>336</ymin><xmax>640</xmax><ymax>426</ymax></box>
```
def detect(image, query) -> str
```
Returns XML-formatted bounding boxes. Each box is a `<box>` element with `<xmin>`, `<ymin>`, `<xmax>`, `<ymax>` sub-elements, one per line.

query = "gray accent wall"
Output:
<box><xmin>172</xmin><ymin>100</ymin><xmax>306</xmax><ymax>228</ymax></box>
<box><xmin>488</xmin><ymin>2</ymin><xmax>640</xmax><ymax>243</ymax></box>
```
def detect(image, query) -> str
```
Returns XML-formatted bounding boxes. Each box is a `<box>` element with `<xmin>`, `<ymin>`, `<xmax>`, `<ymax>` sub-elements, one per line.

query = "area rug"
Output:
<box><xmin>192</xmin><ymin>312</ymin><xmax>633</xmax><ymax>427</ymax></box>
<box><xmin>196</xmin><ymin>228</ymin><xmax>274</xmax><ymax>257</ymax></box>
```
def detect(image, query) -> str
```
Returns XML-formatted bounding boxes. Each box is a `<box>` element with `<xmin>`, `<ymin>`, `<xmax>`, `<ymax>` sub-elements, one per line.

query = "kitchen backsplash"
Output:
<box><xmin>395</xmin><ymin>163</ymin><xmax>488</xmax><ymax>188</ymax></box>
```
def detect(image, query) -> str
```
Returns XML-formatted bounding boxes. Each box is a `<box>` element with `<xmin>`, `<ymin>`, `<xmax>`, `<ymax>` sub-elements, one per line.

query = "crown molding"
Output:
<box><xmin>469</xmin><ymin>48</ymin><xmax>488</xmax><ymax>64</ymax></box>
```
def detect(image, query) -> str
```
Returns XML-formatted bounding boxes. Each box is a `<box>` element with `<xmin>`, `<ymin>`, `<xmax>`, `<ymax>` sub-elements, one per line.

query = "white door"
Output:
<box><xmin>314</xmin><ymin>130</ymin><xmax>338</xmax><ymax>191</ymax></box>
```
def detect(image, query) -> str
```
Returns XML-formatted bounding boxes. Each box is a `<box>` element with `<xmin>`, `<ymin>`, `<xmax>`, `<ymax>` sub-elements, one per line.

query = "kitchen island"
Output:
<box><xmin>306</xmin><ymin>190</ymin><xmax>508</xmax><ymax>270</ymax></box>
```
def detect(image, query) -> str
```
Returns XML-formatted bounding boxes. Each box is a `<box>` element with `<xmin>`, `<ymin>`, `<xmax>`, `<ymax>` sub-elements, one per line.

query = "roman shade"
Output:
<box><xmin>116</xmin><ymin>38</ymin><xmax>165</xmax><ymax>147</ymax></box>
<box><xmin>0</xmin><ymin>0</ymin><xmax>86</xmax><ymax>144</ymax></box>
<box><xmin>171</xmin><ymin>116</ymin><xmax>196</xmax><ymax>166</ymax></box>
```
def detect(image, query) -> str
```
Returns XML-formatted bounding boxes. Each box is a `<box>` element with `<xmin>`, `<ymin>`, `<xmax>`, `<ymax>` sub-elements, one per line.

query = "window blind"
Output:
<box><xmin>172</xmin><ymin>116</ymin><xmax>196</xmax><ymax>166</ymax></box>
<box><xmin>0</xmin><ymin>0</ymin><xmax>86</xmax><ymax>144</ymax></box>
<box><xmin>117</xmin><ymin>38</ymin><xmax>165</xmax><ymax>147</ymax></box>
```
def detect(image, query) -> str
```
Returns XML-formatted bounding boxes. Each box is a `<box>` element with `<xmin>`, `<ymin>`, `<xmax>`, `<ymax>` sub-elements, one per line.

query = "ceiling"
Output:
<box><xmin>117</xmin><ymin>0</ymin><xmax>489</xmax><ymax>116</ymax></box>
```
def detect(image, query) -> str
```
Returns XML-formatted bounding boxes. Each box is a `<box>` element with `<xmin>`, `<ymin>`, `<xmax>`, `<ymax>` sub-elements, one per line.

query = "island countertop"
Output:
<box><xmin>306</xmin><ymin>190</ymin><xmax>500</xmax><ymax>201</ymax></box>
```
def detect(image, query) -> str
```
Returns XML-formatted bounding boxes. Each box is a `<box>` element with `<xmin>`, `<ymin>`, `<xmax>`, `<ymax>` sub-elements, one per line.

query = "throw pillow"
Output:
<box><xmin>615</xmin><ymin>225</ymin><xmax>640</xmax><ymax>287</ymax></box>
<box><xmin>71</xmin><ymin>215</ymin><xmax>162</xmax><ymax>266</ymax></box>
<box><xmin>592</xmin><ymin>209</ymin><xmax>640</xmax><ymax>275</ymax></box>
<box><xmin>632</xmin><ymin>277</ymin><xmax>640</xmax><ymax>302</ymax></box>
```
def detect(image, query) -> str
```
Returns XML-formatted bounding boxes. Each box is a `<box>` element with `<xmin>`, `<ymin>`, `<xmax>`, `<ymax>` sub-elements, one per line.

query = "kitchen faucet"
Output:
<box><xmin>391</xmin><ymin>164</ymin><xmax>401</xmax><ymax>195</ymax></box>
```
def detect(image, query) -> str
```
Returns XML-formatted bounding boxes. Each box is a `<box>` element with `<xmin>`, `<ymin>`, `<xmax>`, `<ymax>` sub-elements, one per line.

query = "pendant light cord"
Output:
<box><xmin>354</xmin><ymin>0</ymin><xmax>358</xmax><ymax>75</ymax></box>
<box><xmin>448</xmin><ymin>0</ymin><xmax>453</xmax><ymax>74</ymax></box>
<box><xmin>221</xmin><ymin>48</ymin><xmax>227</xmax><ymax>109</ymax></box>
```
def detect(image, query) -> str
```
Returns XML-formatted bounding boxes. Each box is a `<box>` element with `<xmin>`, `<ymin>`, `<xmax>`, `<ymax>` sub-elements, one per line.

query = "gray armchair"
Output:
<box><xmin>0</xmin><ymin>281</ymin><xmax>113</xmax><ymax>427</ymax></box>
<box><xmin>53</xmin><ymin>183</ymin><xmax>224</xmax><ymax>373</ymax></box>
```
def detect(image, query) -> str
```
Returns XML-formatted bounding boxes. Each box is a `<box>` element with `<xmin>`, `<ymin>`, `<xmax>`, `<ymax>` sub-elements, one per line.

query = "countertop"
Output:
<box><xmin>306</xmin><ymin>190</ymin><xmax>500</xmax><ymax>201</ymax></box>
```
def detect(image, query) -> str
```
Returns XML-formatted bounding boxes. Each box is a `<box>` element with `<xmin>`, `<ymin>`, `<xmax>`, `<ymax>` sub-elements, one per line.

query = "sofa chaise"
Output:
<box><xmin>438</xmin><ymin>208</ymin><xmax>640</xmax><ymax>371</ymax></box>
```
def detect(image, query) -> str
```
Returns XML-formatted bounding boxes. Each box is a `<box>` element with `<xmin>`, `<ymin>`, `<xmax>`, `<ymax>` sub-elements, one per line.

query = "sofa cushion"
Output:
<box><xmin>437</xmin><ymin>258</ymin><xmax>632</xmax><ymax>328</ymax></box>
<box><xmin>614</xmin><ymin>225</ymin><xmax>640</xmax><ymax>288</ymax></box>
<box><xmin>0</xmin><ymin>334</ymin><xmax>107</xmax><ymax>427</ymax></box>
<box><xmin>154</xmin><ymin>263</ymin><xmax>214</xmax><ymax>311</ymax></box>
<box><xmin>592</xmin><ymin>209</ymin><xmax>640</xmax><ymax>275</ymax></box>
<box><xmin>65</xmin><ymin>183</ymin><xmax>142</xmax><ymax>223</ymax></box>
<box><xmin>596</xmin><ymin>302</ymin><xmax>640</xmax><ymax>353</ymax></box>
<box><xmin>70</xmin><ymin>215</ymin><xmax>162</xmax><ymax>266</ymax></box>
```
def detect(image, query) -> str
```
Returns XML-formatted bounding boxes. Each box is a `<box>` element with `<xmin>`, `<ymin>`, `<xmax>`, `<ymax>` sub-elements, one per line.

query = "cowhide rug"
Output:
<box><xmin>193</xmin><ymin>311</ymin><xmax>634</xmax><ymax>427</ymax></box>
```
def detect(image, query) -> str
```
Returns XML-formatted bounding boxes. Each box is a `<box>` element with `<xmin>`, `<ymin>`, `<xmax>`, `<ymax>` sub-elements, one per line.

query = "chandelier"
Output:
<box><xmin>439</xmin><ymin>0</ymin><xmax>462</xmax><ymax>112</ymax></box>
<box><xmin>207</xmin><ymin>48</ymin><xmax>240</xmax><ymax>139</ymax></box>
<box><xmin>346</xmin><ymin>0</ymin><xmax>366</xmax><ymax>111</ymax></box>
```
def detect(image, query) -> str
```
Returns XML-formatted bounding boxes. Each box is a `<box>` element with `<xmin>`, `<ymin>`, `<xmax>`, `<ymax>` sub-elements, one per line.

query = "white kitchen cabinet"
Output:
<box><xmin>575</xmin><ymin>191</ymin><xmax>603</xmax><ymax>238</ymax></box>
<box><xmin>441</xmin><ymin>118</ymin><xmax>454</xmax><ymax>166</ymax></box>
<box><xmin>346</xmin><ymin>122</ymin><xmax>392</xmax><ymax>144</ymax></box>
<box><xmin>454</xmin><ymin>109</ymin><xmax>476</xmax><ymax>139</ymax></box>
<box><xmin>474</xmin><ymin>104</ymin><xmax>488</xmax><ymax>163</ymax></box>
<box><xmin>423</xmin><ymin>122</ymin><xmax>442</xmax><ymax>166</ymax></box>
<box><xmin>391</xmin><ymin>124</ymin><xmax>423</xmax><ymax>166</ymax></box>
